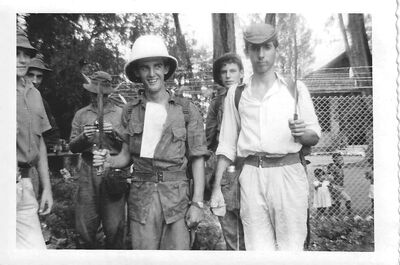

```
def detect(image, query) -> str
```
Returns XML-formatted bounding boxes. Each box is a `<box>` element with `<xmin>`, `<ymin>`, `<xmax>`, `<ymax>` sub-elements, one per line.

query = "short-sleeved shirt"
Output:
<box><xmin>17</xmin><ymin>78</ymin><xmax>51</xmax><ymax>166</ymax></box>
<box><xmin>120</xmin><ymin>92</ymin><xmax>208</xmax><ymax>224</ymax></box>
<box><xmin>69</xmin><ymin>103</ymin><xmax>123</xmax><ymax>161</ymax></box>
<box><xmin>69</xmin><ymin>102</ymin><xmax>124</xmax><ymax>181</ymax></box>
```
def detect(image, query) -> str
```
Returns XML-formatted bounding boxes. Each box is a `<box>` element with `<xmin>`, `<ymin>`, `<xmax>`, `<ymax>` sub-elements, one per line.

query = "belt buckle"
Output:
<box><xmin>156</xmin><ymin>171</ymin><xmax>163</xmax><ymax>182</ymax></box>
<box><xmin>257</xmin><ymin>156</ymin><xmax>263</xmax><ymax>168</ymax></box>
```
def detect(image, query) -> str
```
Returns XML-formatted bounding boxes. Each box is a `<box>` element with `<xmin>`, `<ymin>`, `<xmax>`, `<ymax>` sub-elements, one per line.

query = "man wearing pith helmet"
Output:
<box><xmin>69</xmin><ymin>71</ymin><xmax>126</xmax><ymax>249</ymax></box>
<box><xmin>93</xmin><ymin>35</ymin><xmax>208</xmax><ymax>250</ymax></box>
<box><xmin>210</xmin><ymin>23</ymin><xmax>321</xmax><ymax>251</ymax></box>
<box><xmin>16</xmin><ymin>30</ymin><xmax>53</xmax><ymax>249</ymax></box>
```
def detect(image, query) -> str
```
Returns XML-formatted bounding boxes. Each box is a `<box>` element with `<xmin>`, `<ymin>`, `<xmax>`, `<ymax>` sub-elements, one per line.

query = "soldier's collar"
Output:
<box><xmin>137</xmin><ymin>90</ymin><xmax>176</xmax><ymax>107</ymax></box>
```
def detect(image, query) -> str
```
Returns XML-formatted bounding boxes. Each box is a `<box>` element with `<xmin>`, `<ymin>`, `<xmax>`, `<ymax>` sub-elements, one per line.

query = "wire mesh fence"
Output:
<box><xmin>307</xmin><ymin>94</ymin><xmax>373</xmax><ymax>223</ymax></box>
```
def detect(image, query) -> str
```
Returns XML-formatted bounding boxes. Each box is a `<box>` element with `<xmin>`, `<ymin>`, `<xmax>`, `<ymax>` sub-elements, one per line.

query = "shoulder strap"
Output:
<box><xmin>174</xmin><ymin>97</ymin><xmax>190</xmax><ymax>127</ymax></box>
<box><xmin>234</xmin><ymin>84</ymin><xmax>246</xmax><ymax>111</ymax></box>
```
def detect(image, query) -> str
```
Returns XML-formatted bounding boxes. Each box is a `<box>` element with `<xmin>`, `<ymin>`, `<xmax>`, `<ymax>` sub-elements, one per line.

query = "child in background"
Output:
<box><xmin>365</xmin><ymin>158</ymin><xmax>374</xmax><ymax>216</ymax></box>
<box><xmin>312</xmin><ymin>168</ymin><xmax>332</xmax><ymax>218</ymax></box>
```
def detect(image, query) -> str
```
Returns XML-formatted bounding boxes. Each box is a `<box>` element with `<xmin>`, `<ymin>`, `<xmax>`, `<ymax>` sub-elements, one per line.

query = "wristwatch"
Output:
<box><xmin>190</xmin><ymin>201</ymin><xmax>204</xmax><ymax>209</ymax></box>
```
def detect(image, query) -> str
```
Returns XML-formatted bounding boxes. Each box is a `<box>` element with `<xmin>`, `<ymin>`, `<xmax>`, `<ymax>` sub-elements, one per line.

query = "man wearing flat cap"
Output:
<box><xmin>206</xmin><ymin>53</ymin><xmax>245</xmax><ymax>250</ymax></box>
<box><xmin>211</xmin><ymin>23</ymin><xmax>321</xmax><ymax>251</ymax></box>
<box><xmin>93</xmin><ymin>35</ymin><xmax>208</xmax><ymax>250</ymax></box>
<box><xmin>16</xmin><ymin>30</ymin><xmax>53</xmax><ymax>249</ymax></box>
<box><xmin>69</xmin><ymin>71</ymin><xmax>126</xmax><ymax>249</ymax></box>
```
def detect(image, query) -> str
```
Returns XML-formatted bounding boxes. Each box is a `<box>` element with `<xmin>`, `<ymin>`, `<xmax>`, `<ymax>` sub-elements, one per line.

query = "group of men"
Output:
<box><xmin>17</xmin><ymin>22</ymin><xmax>321</xmax><ymax>251</ymax></box>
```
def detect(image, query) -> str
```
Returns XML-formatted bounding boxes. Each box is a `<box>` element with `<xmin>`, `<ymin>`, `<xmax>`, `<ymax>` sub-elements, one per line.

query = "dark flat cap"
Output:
<box><xmin>243</xmin><ymin>23</ymin><xmax>277</xmax><ymax>44</ymax></box>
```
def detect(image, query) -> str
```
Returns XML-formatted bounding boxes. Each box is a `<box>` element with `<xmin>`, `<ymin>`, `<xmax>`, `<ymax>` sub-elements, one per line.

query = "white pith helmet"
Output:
<box><xmin>124</xmin><ymin>35</ymin><xmax>178</xmax><ymax>83</ymax></box>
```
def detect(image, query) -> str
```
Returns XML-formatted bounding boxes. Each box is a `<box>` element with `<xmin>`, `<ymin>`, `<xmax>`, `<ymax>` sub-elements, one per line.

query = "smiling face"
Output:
<box><xmin>219</xmin><ymin>62</ymin><xmax>243</xmax><ymax>88</ymax></box>
<box><xmin>246</xmin><ymin>41</ymin><xmax>276</xmax><ymax>75</ymax></box>
<box><xmin>134</xmin><ymin>58</ymin><xmax>169</xmax><ymax>94</ymax></box>
<box><xmin>26</xmin><ymin>68</ymin><xmax>44</xmax><ymax>89</ymax></box>
<box><xmin>17</xmin><ymin>48</ymin><xmax>31</xmax><ymax>77</ymax></box>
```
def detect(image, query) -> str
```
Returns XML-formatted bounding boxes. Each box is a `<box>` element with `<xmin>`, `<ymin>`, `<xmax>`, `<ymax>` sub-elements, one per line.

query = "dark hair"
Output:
<box><xmin>213</xmin><ymin>53</ymin><xmax>244</xmax><ymax>87</ymax></box>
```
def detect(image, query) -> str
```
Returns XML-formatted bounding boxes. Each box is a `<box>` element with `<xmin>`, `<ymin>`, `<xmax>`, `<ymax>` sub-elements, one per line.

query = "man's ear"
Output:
<box><xmin>163</xmin><ymin>64</ymin><xmax>170</xmax><ymax>75</ymax></box>
<box><xmin>133</xmin><ymin>69</ymin><xmax>140</xmax><ymax>78</ymax></box>
<box><xmin>239</xmin><ymin>69</ymin><xmax>244</xmax><ymax>79</ymax></box>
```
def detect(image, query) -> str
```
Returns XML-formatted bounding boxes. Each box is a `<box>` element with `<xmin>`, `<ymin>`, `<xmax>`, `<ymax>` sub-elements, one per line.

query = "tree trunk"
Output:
<box><xmin>338</xmin><ymin>14</ymin><xmax>372</xmax><ymax>88</ymax></box>
<box><xmin>172</xmin><ymin>13</ymin><xmax>193</xmax><ymax>77</ymax></box>
<box><xmin>265</xmin><ymin>14</ymin><xmax>276</xmax><ymax>27</ymax></box>
<box><xmin>212</xmin><ymin>13</ymin><xmax>236</xmax><ymax>60</ymax></box>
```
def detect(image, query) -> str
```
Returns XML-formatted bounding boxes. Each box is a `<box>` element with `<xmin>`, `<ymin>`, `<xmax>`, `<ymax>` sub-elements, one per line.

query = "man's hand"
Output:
<box><xmin>288</xmin><ymin>118</ymin><xmax>306</xmax><ymax>138</ymax></box>
<box><xmin>93</xmin><ymin>149</ymin><xmax>110</xmax><ymax>167</ymax></box>
<box><xmin>103</xmin><ymin>122</ymin><xmax>113</xmax><ymax>134</ymax></box>
<box><xmin>39</xmin><ymin>188</ymin><xmax>53</xmax><ymax>215</ymax></box>
<box><xmin>83</xmin><ymin>124</ymin><xmax>97</xmax><ymax>140</ymax></box>
<box><xmin>185</xmin><ymin>205</ymin><xmax>204</xmax><ymax>229</ymax></box>
<box><xmin>210</xmin><ymin>186</ymin><xmax>226</xmax><ymax>216</ymax></box>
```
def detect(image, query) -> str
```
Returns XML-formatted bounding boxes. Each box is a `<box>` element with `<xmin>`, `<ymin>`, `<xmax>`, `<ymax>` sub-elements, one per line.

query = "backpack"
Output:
<box><xmin>233</xmin><ymin>78</ymin><xmax>311</xmax><ymax>166</ymax></box>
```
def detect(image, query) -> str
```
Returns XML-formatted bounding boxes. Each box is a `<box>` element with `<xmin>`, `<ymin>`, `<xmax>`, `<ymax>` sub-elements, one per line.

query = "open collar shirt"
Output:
<box><xmin>216</xmin><ymin>73</ymin><xmax>321</xmax><ymax>162</ymax></box>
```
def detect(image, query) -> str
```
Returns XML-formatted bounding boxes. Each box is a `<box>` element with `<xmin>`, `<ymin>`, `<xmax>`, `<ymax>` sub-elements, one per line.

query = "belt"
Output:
<box><xmin>131</xmin><ymin>170</ymin><xmax>187</xmax><ymax>183</ymax></box>
<box><xmin>244</xmin><ymin>153</ymin><xmax>300</xmax><ymax>168</ymax></box>
<box><xmin>17</xmin><ymin>166</ymin><xmax>32</xmax><ymax>183</ymax></box>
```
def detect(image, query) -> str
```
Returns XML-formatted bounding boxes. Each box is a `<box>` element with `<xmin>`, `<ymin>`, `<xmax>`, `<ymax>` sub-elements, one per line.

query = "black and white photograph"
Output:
<box><xmin>1</xmin><ymin>0</ymin><xmax>399</xmax><ymax>264</ymax></box>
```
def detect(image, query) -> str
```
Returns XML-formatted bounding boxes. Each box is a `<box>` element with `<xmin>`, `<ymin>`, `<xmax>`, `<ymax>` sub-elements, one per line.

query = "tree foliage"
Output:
<box><xmin>21</xmin><ymin>13</ymin><xmax>202</xmax><ymax>139</ymax></box>
<box><xmin>274</xmin><ymin>14</ymin><xmax>315</xmax><ymax>76</ymax></box>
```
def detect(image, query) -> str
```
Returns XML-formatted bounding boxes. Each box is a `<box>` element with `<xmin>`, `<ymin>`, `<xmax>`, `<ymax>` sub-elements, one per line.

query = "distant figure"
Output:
<box><xmin>312</xmin><ymin>168</ymin><xmax>332</xmax><ymax>218</ymax></box>
<box><xmin>331</xmin><ymin>153</ymin><xmax>352</xmax><ymax>215</ymax></box>
<box><xmin>365</xmin><ymin>158</ymin><xmax>374</xmax><ymax>215</ymax></box>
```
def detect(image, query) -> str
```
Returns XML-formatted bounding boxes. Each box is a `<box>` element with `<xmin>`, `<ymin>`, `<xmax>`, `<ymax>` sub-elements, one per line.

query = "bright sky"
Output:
<box><xmin>180</xmin><ymin>13</ymin><xmax>345</xmax><ymax>73</ymax></box>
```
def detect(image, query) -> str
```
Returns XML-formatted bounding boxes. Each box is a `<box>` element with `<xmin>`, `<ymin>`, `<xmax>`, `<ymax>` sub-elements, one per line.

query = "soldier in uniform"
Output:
<box><xmin>93</xmin><ymin>35</ymin><xmax>208</xmax><ymax>250</ymax></box>
<box><xmin>69</xmin><ymin>71</ymin><xmax>126</xmax><ymax>249</ymax></box>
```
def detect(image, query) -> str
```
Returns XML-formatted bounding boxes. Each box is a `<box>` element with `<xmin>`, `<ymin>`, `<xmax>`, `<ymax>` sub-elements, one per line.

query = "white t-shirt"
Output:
<box><xmin>140</xmin><ymin>102</ymin><xmax>167</xmax><ymax>158</ymax></box>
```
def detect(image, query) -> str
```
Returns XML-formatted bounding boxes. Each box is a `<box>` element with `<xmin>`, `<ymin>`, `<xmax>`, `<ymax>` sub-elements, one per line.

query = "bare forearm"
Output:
<box><xmin>106</xmin><ymin>142</ymin><xmax>131</xmax><ymax>168</ymax></box>
<box><xmin>213</xmin><ymin>155</ymin><xmax>232</xmax><ymax>188</ymax></box>
<box><xmin>191</xmin><ymin>156</ymin><xmax>205</xmax><ymax>202</ymax></box>
<box><xmin>37</xmin><ymin>138</ymin><xmax>52</xmax><ymax>192</ymax></box>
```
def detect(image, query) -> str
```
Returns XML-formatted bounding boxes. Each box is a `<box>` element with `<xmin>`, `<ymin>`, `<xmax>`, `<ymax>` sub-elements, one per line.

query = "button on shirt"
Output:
<box><xmin>216</xmin><ymin>73</ymin><xmax>321</xmax><ymax>161</ymax></box>
<box><xmin>17</xmin><ymin>78</ymin><xmax>51</xmax><ymax>166</ymax></box>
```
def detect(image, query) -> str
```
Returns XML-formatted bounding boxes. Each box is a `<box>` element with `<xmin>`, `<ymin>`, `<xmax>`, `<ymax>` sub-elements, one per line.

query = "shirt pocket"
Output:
<box><xmin>171</xmin><ymin>127</ymin><xmax>186</xmax><ymax>142</ymax></box>
<box><xmin>128</xmin><ymin>122</ymin><xmax>143</xmax><ymax>156</ymax></box>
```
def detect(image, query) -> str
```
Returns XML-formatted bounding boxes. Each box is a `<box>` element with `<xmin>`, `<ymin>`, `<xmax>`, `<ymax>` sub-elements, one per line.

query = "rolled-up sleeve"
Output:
<box><xmin>186</xmin><ymin>102</ymin><xmax>209</xmax><ymax>158</ymax></box>
<box><xmin>215</xmin><ymin>85</ymin><xmax>241</xmax><ymax>162</ymax></box>
<box><xmin>297</xmin><ymin>81</ymin><xmax>322</xmax><ymax>138</ymax></box>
